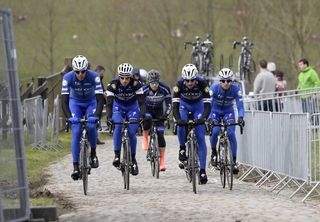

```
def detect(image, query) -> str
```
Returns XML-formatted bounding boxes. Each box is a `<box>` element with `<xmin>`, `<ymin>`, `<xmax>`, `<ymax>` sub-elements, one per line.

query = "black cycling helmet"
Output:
<box><xmin>147</xmin><ymin>69</ymin><xmax>160</xmax><ymax>83</ymax></box>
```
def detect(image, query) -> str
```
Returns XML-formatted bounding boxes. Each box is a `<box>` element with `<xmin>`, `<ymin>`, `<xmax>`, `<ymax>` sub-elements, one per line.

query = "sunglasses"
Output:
<box><xmin>220</xmin><ymin>79</ymin><xmax>232</xmax><ymax>83</ymax></box>
<box><xmin>185</xmin><ymin>79</ymin><xmax>195</xmax><ymax>83</ymax></box>
<box><xmin>120</xmin><ymin>77</ymin><xmax>130</xmax><ymax>80</ymax></box>
<box><xmin>75</xmin><ymin>70</ymin><xmax>86</xmax><ymax>74</ymax></box>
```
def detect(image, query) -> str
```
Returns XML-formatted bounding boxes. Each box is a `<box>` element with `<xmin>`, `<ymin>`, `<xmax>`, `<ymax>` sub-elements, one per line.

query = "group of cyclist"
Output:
<box><xmin>61</xmin><ymin>55</ymin><xmax>245</xmax><ymax>184</ymax></box>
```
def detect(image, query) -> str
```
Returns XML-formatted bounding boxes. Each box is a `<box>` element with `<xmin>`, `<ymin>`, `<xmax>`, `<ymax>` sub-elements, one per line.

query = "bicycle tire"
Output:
<box><xmin>191</xmin><ymin>139</ymin><xmax>197</xmax><ymax>194</ymax></box>
<box><xmin>150</xmin><ymin>135</ymin><xmax>156</xmax><ymax>177</ymax></box>
<box><xmin>154</xmin><ymin>134</ymin><xmax>160</xmax><ymax>179</ymax></box>
<box><xmin>123</xmin><ymin>138</ymin><xmax>130</xmax><ymax>190</ymax></box>
<box><xmin>185</xmin><ymin>141</ymin><xmax>192</xmax><ymax>183</ymax></box>
<box><xmin>238</xmin><ymin>55</ymin><xmax>245</xmax><ymax>81</ymax></box>
<box><xmin>219</xmin><ymin>143</ymin><xmax>226</xmax><ymax>188</ymax></box>
<box><xmin>226</xmin><ymin>139</ymin><xmax>234</xmax><ymax>190</ymax></box>
<box><xmin>80</xmin><ymin>141</ymin><xmax>89</xmax><ymax>195</ymax></box>
<box><xmin>228</xmin><ymin>54</ymin><xmax>233</xmax><ymax>70</ymax></box>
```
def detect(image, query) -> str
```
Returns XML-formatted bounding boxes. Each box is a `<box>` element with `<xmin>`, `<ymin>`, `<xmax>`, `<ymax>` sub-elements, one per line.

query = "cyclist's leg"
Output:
<box><xmin>127</xmin><ymin>105</ymin><xmax>140</xmax><ymax>156</ymax></box>
<box><xmin>85</xmin><ymin>100</ymin><xmax>98</xmax><ymax>152</ymax></box>
<box><xmin>192</xmin><ymin>102</ymin><xmax>207</xmax><ymax>170</ymax></box>
<box><xmin>209</xmin><ymin>112</ymin><xmax>220</xmax><ymax>164</ymax></box>
<box><xmin>223</xmin><ymin>112</ymin><xmax>236</xmax><ymax>162</ymax></box>
<box><xmin>177</xmin><ymin>102</ymin><xmax>188</xmax><ymax>161</ymax></box>
<box><xmin>69</xmin><ymin>100</ymin><xmax>85</xmax><ymax>178</ymax></box>
<box><xmin>157</xmin><ymin>123</ymin><xmax>167</xmax><ymax>170</ymax></box>
<box><xmin>142</xmin><ymin>112</ymin><xmax>152</xmax><ymax>151</ymax></box>
<box><xmin>112</xmin><ymin>104</ymin><xmax>124</xmax><ymax>152</ymax></box>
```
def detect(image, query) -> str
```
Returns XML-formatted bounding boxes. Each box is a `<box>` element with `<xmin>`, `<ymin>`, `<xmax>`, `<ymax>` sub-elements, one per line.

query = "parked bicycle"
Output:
<box><xmin>108</xmin><ymin>120</ymin><xmax>142</xmax><ymax>190</ymax></box>
<box><xmin>184</xmin><ymin>35</ymin><xmax>213</xmax><ymax>76</ymax></box>
<box><xmin>232</xmin><ymin>36</ymin><xmax>255</xmax><ymax>83</ymax></box>
<box><xmin>209</xmin><ymin>121</ymin><xmax>243</xmax><ymax>190</ymax></box>
<box><xmin>178</xmin><ymin>118</ymin><xmax>201</xmax><ymax>194</ymax></box>
<box><xmin>66</xmin><ymin>119</ymin><xmax>95</xmax><ymax>195</ymax></box>
<box><xmin>146</xmin><ymin>118</ymin><xmax>167</xmax><ymax>179</ymax></box>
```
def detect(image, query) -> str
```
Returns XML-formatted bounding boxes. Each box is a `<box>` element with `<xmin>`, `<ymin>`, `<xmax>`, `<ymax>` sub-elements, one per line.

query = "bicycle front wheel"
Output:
<box><xmin>80</xmin><ymin>141</ymin><xmax>89</xmax><ymax>195</ymax></box>
<box><xmin>149</xmin><ymin>135</ymin><xmax>156</xmax><ymax>177</ymax></box>
<box><xmin>190</xmin><ymin>140</ymin><xmax>197</xmax><ymax>194</ymax></box>
<box><xmin>219</xmin><ymin>146</ymin><xmax>227</xmax><ymax>189</ymax></box>
<box><xmin>226</xmin><ymin>140</ymin><xmax>234</xmax><ymax>190</ymax></box>
<box><xmin>123</xmin><ymin>139</ymin><xmax>130</xmax><ymax>190</ymax></box>
<box><xmin>154</xmin><ymin>135</ymin><xmax>160</xmax><ymax>179</ymax></box>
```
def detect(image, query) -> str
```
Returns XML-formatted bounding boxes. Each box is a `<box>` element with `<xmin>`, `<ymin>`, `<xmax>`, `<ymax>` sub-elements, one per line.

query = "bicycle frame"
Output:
<box><xmin>147</xmin><ymin>119</ymin><xmax>162</xmax><ymax>178</ymax></box>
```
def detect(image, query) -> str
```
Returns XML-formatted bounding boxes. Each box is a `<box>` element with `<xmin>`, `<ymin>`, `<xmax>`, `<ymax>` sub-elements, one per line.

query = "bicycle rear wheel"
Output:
<box><xmin>80</xmin><ymin>141</ymin><xmax>89</xmax><ymax>195</ymax></box>
<box><xmin>122</xmin><ymin>139</ymin><xmax>130</xmax><ymax>190</ymax></box>
<box><xmin>226</xmin><ymin>140</ymin><xmax>234</xmax><ymax>190</ymax></box>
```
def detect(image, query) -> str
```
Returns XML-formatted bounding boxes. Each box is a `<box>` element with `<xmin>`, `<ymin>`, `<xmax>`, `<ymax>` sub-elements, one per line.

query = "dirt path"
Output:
<box><xmin>45</xmin><ymin>136</ymin><xmax>320</xmax><ymax>222</ymax></box>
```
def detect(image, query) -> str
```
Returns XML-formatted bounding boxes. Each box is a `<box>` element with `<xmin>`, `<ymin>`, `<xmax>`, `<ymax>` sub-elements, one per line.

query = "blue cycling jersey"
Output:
<box><xmin>61</xmin><ymin>70</ymin><xmax>103</xmax><ymax>101</ymax></box>
<box><xmin>210</xmin><ymin>83</ymin><xmax>244</xmax><ymax>118</ymax></box>
<box><xmin>105</xmin><ymin>77</ymin><xmax>144</xmax><ymax>106</ymax></box>
<box><xmin>172</xmin><ymin>77</ymin><xmax>211</xmax><ymax>104</ymax></box>
<box><xmin>143</xmin><ymin>82</ymin><xmax>172</xmax><ymax>115</ymax></box>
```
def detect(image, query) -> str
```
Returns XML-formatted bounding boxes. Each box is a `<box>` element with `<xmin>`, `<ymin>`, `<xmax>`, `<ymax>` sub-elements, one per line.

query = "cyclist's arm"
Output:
<box><xmin>172</xmin><ymin>84</ymin><xmax>181</xmax><ymax>120</ymax></box>
<box><xmin>134</xmin><ymin>80</ymin><xmax>146</xmax><ymax>117</ymax></box>
<box><xmin>234</xmin><ymin>86</ymin><xmax>245</xmax><ymax>118</ymax></box>
<box><xmin>201</xmin><ymin>83</ymin><xmax>211</xmax><ymax>119</ymax></box>
<box><xmin>61</xmin><ymin>76</ymin><xmax>72</xmax><ymax>118</ymax></box>
<box><xmin>105</xmin><ymin>82</ymin><xmax>116</xmax><ymax>119</ymax></box>
<box><xmin>61</xmin><ymin>94</ymin><xmax>72</xmax><ymax>118</ymax></box>
<box><xmin>164</xmin><ymin>93</ymin><xmax>172</xmax><ymax>117</ymax></box>
<box><xmin>93</xmin><ymin>75</ymin><xmax>104</xmax><ymax>118</ymax></box>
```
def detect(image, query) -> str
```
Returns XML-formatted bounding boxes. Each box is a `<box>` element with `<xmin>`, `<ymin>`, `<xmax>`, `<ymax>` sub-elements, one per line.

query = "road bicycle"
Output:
<box><xmin>178</xmin><ymin>119</ymin><xmax>201</xmax><ymax>194</ymax></box>
<box><xmin>109</xmin><ymin>120</ymin><xmax>142</xmax><ymax>190</ymax></box>
<box><xmin>210</xmin><ymin>121</ymin><xmax>243</xmax><ymax>190</ymax></box>
<box><xmin>184</xmin><ymin>36</ymin><xmax>214</xmax><ymax>76</ymax></box>
<box><xmin>233</xmin><ymin>36</ymin><xmax>256</xmax><ymax>83</ymax></box>
<box><xmin>66</xmin><ymin>119</ymin><xmax>96</xmax><ymax>195</ymax></box>
<box><xmin>146</xmin><ymin>118</ymin><xmax>167</xmax><ymax>179</ymax></box>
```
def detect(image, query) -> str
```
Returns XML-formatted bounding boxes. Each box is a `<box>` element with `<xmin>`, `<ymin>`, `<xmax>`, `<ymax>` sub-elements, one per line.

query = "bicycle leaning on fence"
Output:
<box><xmin>209</xmin><ymin>121</ymin><xmax>243</xmax><ymax>190</ymax></box>
<box><xmin>232</xmin><ymin>36</ymin><xmax>255</xmax><ymax>83</ymax></box>
<box><xmin>108</xmin><ymin>120</ymin><xmax>142</xmax><ymax>190</ymax></box>
<box><xmin>66</xmin><ymin>119</ymin><xmax>95</xmax><ymax>195</ymax></box>
<box><xmin>178</xmin><ymin>119</ymin><xmax>201</xmax><ymax>194</ymax></box>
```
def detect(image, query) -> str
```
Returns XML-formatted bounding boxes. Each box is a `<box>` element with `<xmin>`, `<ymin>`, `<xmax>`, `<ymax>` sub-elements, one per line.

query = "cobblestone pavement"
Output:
<box><xmin>46</xmin><ymin>136</ymin><xmax>320</xmax><ymax>222</ymax></box>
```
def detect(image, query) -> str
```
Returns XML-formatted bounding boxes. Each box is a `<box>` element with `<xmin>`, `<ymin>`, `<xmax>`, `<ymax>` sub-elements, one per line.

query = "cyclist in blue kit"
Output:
<box><xmin>61</xmin><ymin>55</ymin><xmax>104</xmax><ymax>180</ymax></box>
<box><xmin>173</xmin><ymin>64</ymin><xmax>211</xmax><ymax>184</ymax></box>
<box><xmin>105</xmin><ymin>63</ymin><xmax>146</xmax><ymax>176</ymax></box>
<box><xmin>209</xmin><ymin>68</ymin><xmax>245</xmax><ymax>174</ymax></box>
<box><xmin>142</xmin><ymin>69</ymin><xmax>172</xmax><ymax>171</ymax></box>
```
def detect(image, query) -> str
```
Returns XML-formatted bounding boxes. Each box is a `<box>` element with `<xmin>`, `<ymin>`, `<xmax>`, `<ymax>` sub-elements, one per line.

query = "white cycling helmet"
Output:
<box><xmin>182</xmin><ymin>64</ymin><xmax>198</xmax><ymax>80</ymax></box>
<box><xmin>139</xmin><ymin>69</ymin><xmax>148</xmax><ymax>81</ymax></box>
<box><xmin>118</xmin><ymin>63</ymin><xmax>133</xmax><ymax>77</ymax></box>
<box><xmin>218</xmin><ymin>68</ymin><xmax>234</xmax><ymax>80</ymax></box>
<box><xmin>72</xmin><ymin>55</ymin><xmax>89</xmax><ymax>71</ymax></box>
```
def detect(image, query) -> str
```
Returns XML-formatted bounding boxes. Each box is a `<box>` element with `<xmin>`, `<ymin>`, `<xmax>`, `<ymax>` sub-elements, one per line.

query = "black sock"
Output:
<box><xmin>180</xmin><ymin>145</ymin><xmax>186</xmax><ymax>150</ymax></box>
<box><xmin>91</xmin><ymin>149</ymin><xmax>96</xmax><ymax>157</ymax></box>
<box><xmin>233</xmin><ymin>156</ymin><xmax>237</xmax><ymax>163</ymax></box>
<box><xmin>73</xmin><ymin>162</ymin><xmax>79</xmax><ymax>169</ymax></box>
<box><xmin>200</xmin><ymin>168</ymin><xmax>206</xmax><ymax>174</ymax></box>
<box><xmin>114</xmin><ymin>150</ymin><xmax>120</xmax><ymax>156</ymax></box>
<box><xmin>131</xmin><ymin>153</ymin><xmax>136</xmax><ymax>162</ymax></box>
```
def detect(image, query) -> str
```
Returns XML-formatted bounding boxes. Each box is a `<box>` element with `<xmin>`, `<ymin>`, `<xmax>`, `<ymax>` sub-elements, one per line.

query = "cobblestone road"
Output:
<box><xmin>46</xmin><ymin>136</ymin><xmax>320</xmax><ymax>222</ymax></box>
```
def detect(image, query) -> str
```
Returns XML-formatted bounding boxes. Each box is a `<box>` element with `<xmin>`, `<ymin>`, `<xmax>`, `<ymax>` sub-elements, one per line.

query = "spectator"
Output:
<box><xmin>95</xmin><ymin>65</ymin><xmax>106</xmax><ymax>145</ymax></box>
<box><xmin>253</xmin><ymin>59</ymin><xmax>276</xmax><ymax>111</ymax></box>
<box><xmin>274</xmin><ymin>70</ymin><xmax>287</xmax><ymax>111</ymax></box>
<box><xmin>267</xmin><ymin>62</ymin><xmax>276</xmax><ymax>75</ymax></box>
<box><xmin>297</xmin><ymin>58</ymin><xmax>320</xmax><ymax>113</ymax></box>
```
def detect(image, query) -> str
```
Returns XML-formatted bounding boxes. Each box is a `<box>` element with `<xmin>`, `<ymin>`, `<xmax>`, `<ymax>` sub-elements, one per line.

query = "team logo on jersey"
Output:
<box><xmin>204</xmin><ymin>87</ymin><xmax>210</xmax><ymax>93</ymax></box>
<box><xmin>95</xmin><ymin>77</ymin><xmax>101</xmax><ymax>83</ymax></box>
<box><xmin>62</xmin><ymin>79</ymin><xmax>68</xmax><ymax>86</ymax></box>
<box><xmin>173</xmin><ymin>86</ymin><xmax>179</xmax><ymax>93</ymax></box>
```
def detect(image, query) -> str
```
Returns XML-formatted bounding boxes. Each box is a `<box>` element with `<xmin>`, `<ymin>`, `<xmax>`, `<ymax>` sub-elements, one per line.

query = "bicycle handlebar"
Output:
<box><xmin>65</xmin><ymin>118</ymin><xmax>99</xmax><ymax>132</ymax></box>
<box><xmin>209</xmin><ymin>122</ymin><xmax>244</xmax><ymax>134</ymax></box>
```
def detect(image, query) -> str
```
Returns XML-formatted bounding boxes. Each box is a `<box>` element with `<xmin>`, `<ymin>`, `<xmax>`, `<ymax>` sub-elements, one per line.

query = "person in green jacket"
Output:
<box><xmin>297</xmin><ymin>58</ymin><xmax>320</xmax><ymax>113</ymax></box>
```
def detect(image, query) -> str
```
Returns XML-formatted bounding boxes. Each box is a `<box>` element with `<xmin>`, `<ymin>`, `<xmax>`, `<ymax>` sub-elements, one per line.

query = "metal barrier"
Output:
<box><xmin>0</xmin><ymin>8</ymin><xmax>30</xmax><ymax>222</ymax></box>
<box><xmin>238</xmin><ymin>111</ymin><xmax>320</xmax><ymax>202</ymax></box>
